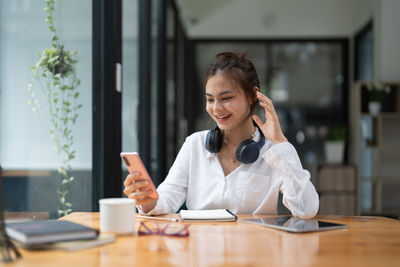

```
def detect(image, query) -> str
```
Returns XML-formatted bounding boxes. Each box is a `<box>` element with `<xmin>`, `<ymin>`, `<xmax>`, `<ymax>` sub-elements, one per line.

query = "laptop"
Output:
<box><xmin>243</xmin><ymin>216</ymin><xmax>348</xmax><ymax>233</ymax></box>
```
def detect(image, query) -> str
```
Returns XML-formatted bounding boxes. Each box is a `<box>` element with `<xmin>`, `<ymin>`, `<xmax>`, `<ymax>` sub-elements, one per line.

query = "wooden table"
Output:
<box><xmin>3</xmin><ymin>213</ymin><xmax>400</xmax><ymax>267</ymax></box>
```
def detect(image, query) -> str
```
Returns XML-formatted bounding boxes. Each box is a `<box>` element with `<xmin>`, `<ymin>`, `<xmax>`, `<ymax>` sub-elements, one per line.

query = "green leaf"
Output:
<box><xmin>65</xmin><ymin>202</ymin><xmax>72</xmax><ymax>208</ymax></box>
<box><xmin>58</xmin><ymin>167</ymin><xmax>67</xmax><ymax>177</ymax></box>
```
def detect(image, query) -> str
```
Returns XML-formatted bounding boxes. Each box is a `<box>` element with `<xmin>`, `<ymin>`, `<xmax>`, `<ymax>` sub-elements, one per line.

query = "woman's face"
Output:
<box><xmin>205</xmin><ymin>73</ymin><xmax>252</xmax><ymax>131</ymax></box>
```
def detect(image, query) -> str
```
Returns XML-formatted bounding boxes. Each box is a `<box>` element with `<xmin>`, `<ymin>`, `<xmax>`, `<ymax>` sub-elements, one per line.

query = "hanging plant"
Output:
<box><xmin>28</xmin><ymin>0</ymin><xmax>82</xmax><ymax>217</ymax></box>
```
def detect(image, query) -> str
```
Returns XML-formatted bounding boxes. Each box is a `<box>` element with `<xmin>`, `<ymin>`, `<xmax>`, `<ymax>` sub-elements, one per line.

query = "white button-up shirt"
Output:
<box><xmin>141</xmin><ymin>129</ymin><xmax>319</xmax><ymax>218</ymax></box>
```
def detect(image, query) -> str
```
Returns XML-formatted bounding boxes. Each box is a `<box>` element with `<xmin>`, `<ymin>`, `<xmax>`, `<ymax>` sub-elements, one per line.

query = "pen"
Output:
<box><xmin>136</xmin><ymin>215</ymin><xmax>180</xmax><ymax>222</ymax></box>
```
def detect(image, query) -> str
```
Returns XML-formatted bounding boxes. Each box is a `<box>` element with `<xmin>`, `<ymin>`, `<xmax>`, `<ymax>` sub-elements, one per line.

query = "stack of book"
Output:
<box><xmin>5</xmin><ymin>219</ymin><xmax>114</xmax><ymax>251</ymax></box>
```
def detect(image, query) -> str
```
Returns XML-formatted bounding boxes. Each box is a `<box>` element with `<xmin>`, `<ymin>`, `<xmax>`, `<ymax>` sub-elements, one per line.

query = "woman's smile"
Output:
<box><xmin>215</xmin><ymin>114</ymin><xmax>232</xmax><ymax>122</ymax></box>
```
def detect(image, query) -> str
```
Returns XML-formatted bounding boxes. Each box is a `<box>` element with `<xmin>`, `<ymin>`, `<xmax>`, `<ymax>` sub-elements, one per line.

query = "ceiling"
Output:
<box><xmin>174</xmin><ymin>0</ymin><xmax>365</xmax><ymax>39</ymax></box>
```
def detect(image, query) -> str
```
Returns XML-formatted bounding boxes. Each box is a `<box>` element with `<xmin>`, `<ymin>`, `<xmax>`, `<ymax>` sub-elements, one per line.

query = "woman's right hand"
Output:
<box><xmin>123</xmin><ymin>172</ymin><xmax>158</xmax><ymax>210</ymax></box>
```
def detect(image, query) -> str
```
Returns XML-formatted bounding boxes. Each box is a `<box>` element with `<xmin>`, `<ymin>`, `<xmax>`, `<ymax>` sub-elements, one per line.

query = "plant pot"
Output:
<box><xmin>368</xmin><ymin>101</ymin><xmax>381</xmax><ymax>115</ymax></box>
<box><xmin>324</xmin><ymin>141</ymin><xmax>345</xmax><ymax>164</ymax></box>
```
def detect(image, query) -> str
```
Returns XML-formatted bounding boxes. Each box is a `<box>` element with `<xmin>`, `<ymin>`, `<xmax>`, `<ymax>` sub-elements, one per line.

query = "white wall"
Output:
<box><xmin>351</xmin><ymin>0</ymin><xmax>375</xmax><ymax>32</ymax></box>
<box><xmin>351</xmin><ymin>0</ymin><xmax>400</xmax><ymax>81</ymax></box>
<box><xmin>377</xmin><ymin>0</ymin><xmax>400</xmax><ymax>81</ymax></box>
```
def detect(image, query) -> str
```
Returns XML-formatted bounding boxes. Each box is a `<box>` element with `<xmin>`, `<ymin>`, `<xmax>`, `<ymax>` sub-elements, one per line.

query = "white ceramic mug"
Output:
<box><xmin>99</xmin><ymin>198</ymin><xmax>136</xmax><ymax>235</ymax></box>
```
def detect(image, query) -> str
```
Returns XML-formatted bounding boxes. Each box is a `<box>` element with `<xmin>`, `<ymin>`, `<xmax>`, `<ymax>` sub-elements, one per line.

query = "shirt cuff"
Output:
<box><xmin>136</xmin><ymin>200</ymin><xmax>167</xmax><ymax>216</ymax></box>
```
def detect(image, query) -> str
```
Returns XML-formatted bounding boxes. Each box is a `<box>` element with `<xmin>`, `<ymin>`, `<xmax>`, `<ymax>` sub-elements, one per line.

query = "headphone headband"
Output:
<box><xmin>205</xmin><ymin>122</ymin><xmax>265</xmax><ymax>164</ymax></box>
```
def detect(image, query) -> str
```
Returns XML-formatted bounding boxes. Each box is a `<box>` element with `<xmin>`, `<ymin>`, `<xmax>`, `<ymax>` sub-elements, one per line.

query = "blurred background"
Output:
<box><xmin>1</xmin><ymin>0</ymin><xmax>399</xmax><ymax>219</ymax></box>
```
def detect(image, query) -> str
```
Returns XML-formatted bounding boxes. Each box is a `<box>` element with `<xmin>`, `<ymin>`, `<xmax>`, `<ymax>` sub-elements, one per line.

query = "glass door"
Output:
<box><xmin>0</xmin><ymin>0</ymin><xmax>92</xmax><ymax>219</ymax></box>
<box><xmin>121</xmin><ymin>0</ymin><xmax>140</xmax><ymax>186</ymax></box>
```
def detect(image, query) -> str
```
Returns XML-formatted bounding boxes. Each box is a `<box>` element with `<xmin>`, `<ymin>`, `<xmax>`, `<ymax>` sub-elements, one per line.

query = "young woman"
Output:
<box><xmin>124</xmin><ymin>51</ymin><xmax>319</xmax><ymax>218</ymax></box>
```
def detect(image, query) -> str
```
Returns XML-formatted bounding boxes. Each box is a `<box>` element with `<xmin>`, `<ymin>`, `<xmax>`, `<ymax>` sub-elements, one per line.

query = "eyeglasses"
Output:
<box><xmin>138</xmin><ymin>221</ymin><xmax>190</xmax><ymax>237</ymax></box>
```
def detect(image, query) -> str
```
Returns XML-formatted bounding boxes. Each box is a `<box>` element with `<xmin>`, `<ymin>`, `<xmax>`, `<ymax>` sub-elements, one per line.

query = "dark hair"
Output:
<box><xmin>206</xmin><ymin>50</ymin><xmax>260</xmax><ymax>114</ymax></box>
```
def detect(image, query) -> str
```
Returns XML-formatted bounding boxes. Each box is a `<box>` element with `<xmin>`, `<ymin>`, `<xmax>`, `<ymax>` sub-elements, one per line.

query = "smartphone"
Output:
<box><xmin>120</xmin><ymin>152</ymin><xmax>159</xmax><ymax>199</ymax></box>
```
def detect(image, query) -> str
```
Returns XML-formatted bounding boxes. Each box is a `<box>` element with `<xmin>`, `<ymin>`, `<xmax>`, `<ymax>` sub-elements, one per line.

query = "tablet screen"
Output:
<box><xmin>243</xmin><ymin>216</ymin><xmax>347</xmax><ymax>233</ymax></box>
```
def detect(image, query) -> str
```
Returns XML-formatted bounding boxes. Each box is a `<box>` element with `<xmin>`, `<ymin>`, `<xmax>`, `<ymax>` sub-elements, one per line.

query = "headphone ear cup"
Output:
<box><xmin>205</xmin><ymin>127</ymin><xmax>223</xmax><ymax>153</ymax></box>
<box><xmin>235</xmin><ymin>139</ymin><xmax>260</xmax><ymax>164</ymax></box>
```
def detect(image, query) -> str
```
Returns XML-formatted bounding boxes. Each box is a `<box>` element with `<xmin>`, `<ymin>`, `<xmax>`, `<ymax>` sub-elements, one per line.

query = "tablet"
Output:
<box><xmin>243</xmin><ymin>216</ymin><xmax>347</xmax><ymax>233</ymax></box>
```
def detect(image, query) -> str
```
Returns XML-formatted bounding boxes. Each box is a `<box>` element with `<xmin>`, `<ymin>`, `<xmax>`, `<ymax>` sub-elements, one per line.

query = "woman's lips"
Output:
<box><xmin>215</xmin><ymin>114</ymin><xmax>231</xmax><ymax>122</ymax></box>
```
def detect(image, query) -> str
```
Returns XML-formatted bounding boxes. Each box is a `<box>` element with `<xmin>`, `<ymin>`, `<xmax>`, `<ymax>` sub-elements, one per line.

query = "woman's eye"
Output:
<box><xmin>206</xmin><ymin>98</ymin><xmax>214</xmax><ymax>103</ymax></box>
<box><xmin>222</xmin><ymin>97</ymin><xmax>233</xmax><ymax>101</ymax></box>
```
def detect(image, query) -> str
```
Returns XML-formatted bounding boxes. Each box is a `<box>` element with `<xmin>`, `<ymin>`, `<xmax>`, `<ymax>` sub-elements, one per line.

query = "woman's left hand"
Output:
<box><xmin>253</xmin><ymin>91</ymin><xmax>288</xmax><ymax>145</ymax></box>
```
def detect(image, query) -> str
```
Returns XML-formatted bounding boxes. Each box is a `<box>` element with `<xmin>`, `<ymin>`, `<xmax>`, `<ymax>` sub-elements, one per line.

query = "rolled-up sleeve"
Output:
<box><xmin>262</xmin><ymin>142</ymin><xmax>319</xmax><ymax>219</ymax></box>
<box><xmin>137</xmin><ymin>136</ymin><xmax>192</xmax><ymax>215</ymax></box>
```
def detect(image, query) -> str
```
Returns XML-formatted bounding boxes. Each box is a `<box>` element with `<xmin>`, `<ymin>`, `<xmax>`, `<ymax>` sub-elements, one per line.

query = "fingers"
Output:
<box><xmin>257</xmin><ymin>91</ymin><xmax>272</xmax><ymax>104</ymax></box>
<box><xmin>127</xmin><ymin>189</ymin><xmax>156</xmax><ymax>205</ymax></box>
<box><xmin>123</xmin><ymin>172</ymin><xmax>140</xmax><ymax>186</ymax></box>
<box><xmin>257</xmin><ymin>92</ymin><xmax>277</xmax><ymax>120</ymax></box>
<box><xmin>257</xmin><ymin>92</ymin><xmax>275</xmax><ymax>110</ymax></box>
<box><xmin>123</xmin><ymin>180</ymin><xmax>149</xmax><ymax>196</ymax></box>
<box><xmin>252</xmin><ymin>115</ymin><xmax>263</xmax><ymax>127</ymax></box>
<box><xmin>123</xmin><ymin>171</ymin><xmax>148</xmax><ymax>186</ymax></box>
<box><xmin>127</xmin><ymin>188</ymin><xmax>152</xmax><ymax>199</ymax></box>
<box><xmin>135</xmin><ymin>196</ymin><xmax>158</xmax><ymax>205</ymax></box>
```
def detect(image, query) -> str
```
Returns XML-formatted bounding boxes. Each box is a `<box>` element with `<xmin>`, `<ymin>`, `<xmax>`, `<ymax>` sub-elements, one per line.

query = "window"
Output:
<box><xmin>0</xmin><ymin>0</ymin><xmax>92</xmax><ymax>218</ymax></box>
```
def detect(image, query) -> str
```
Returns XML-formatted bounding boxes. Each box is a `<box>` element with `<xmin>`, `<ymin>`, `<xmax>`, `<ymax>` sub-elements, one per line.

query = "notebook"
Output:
<box><xmin>5</xmin><ymin>220</ymin><xmax>99</xmax><ymax>245</ymax></box>
<box><xmin>179</xmin><ymin>209</ymin><xmax>237</xmax><ymax>222</ymax></box>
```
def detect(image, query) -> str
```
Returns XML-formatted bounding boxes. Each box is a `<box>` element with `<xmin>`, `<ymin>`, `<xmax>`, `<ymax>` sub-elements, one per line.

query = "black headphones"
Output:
<box><xmin>205</xmin><ymin>122</ymin><xmax>266</xmax><ymax>164</ymax></box>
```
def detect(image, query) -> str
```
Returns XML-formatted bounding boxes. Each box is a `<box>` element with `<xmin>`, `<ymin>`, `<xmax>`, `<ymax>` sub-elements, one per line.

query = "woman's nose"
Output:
<box><xmin>213</xmin><ymin>100</ymin><xmax>223</xmax><ymax>111</ymax></box>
